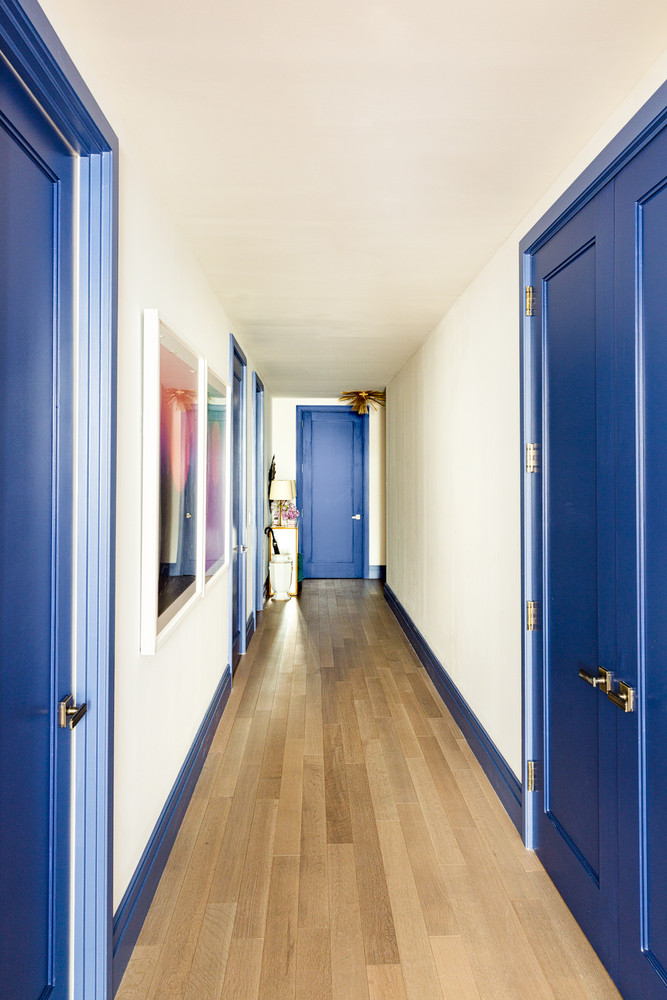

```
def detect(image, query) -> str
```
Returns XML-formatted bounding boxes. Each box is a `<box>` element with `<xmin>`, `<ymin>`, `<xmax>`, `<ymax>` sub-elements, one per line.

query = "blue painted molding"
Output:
<box><xmin>368</xmin><ymin>565</ymin><xmax>386</xmax><ymax>581</ymax></box>
<box><xmin>252</xmin><ymin>372</ymin><xmax>266</xmax><ymax>615</ymax></box>
<box><xmin>229</xmin><ymin>335</ymin><xmax>248</xmax><ymax>669</ymax></box>
<box><xmin>0</xmin><ymin>0</ymin><xmax>115</xmax><ymax>152</ymax></box>
<box><xmin>112</xmin><ymin>665</ymin><xmax>232</xmax><ymax>994</ymax></box>
<box><xmin>520</xmin><ymin>79</ymin><xmax>667</xmax><ymax>255</ymax></box>
<box><xmin>246</xmin><ymin>611</ymin><xmax>256</xmax><ymax>649</ymax></box>
<box><xmin>384</xmin><ymin>585</ymin><xmax>523</xmax><ymax>833</ymax></box>
<box><xmin>1</xmin><ymin>4</ymin><xmax>119</xmax><ymax>996</ymax></box>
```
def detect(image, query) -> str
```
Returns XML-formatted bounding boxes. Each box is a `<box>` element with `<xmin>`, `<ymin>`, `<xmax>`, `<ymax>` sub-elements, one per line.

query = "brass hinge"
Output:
<box><xmin>527</xmin><ymin>760</ymin><xmax>536</xmax><ymax>793</ymax></box>
<box><xmin>526</xmin><ymin>442</ymin><xmax>540</xmax><ymax>473</ymax></box>
<box><xmin>525</xmin><ymin>285</ymin><xmax>534</xmax><ymax>317</ymax></box>
<box><xmin>526</xmin><ymin>600</ymin><xmax>540</xmax><ymax>632</ymax></box>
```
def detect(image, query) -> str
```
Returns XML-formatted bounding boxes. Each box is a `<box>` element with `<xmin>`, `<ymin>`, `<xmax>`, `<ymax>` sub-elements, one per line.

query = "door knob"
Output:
<box><xmin>607</xmin><ymin>680</ymin><xmax>635</xmax><ymax>713</ymax></box>
<box><xmin>59</xmin><ymin>694</ymin><xmax>88</xmax><ymax>730</ymax></box>
<box><xmin>578</xmin><ymin>666</ymin><xmax>612</xmax><ymax>694</ymax></box>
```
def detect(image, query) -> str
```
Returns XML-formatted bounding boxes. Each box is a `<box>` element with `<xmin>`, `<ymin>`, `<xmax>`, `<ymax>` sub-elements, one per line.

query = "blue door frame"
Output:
<box><xmin>296</xmin><ymin>405</ymin><xmax>370</xmax><ymax>579</ymax></box>
<box><xmin>229</xmin><ymin>336</ymin><xmax>247</xmax><ymax>669</ymax></box>
<box><xmin>0</xmin><ymin>2</ymin><xmax>118</xmax><ymax>998</ymax></box>
<box><xmin>253</xmin><ymin>373</ymin><xmax>266</xmax><ymax>615</ymax></box>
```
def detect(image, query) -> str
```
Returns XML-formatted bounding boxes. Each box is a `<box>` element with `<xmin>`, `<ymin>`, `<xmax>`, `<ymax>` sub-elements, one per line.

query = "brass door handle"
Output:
<box><xmin>59</xmin><ymin>695</ymin><xmax>88</xmax><ymax>730</ymax></box>
<box><xmin>578</xmin><ymin>667</ymin><xmax>613</xmax><ymax>694</ymax></box>
<box><xmin>607</xmin><ymin>680</ymin><xmax>635</xmax><ymax>713</ymax></box>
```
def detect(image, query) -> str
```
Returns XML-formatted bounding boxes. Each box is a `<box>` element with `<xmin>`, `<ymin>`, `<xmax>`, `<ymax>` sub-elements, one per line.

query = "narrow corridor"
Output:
<box><xmin>117</xmin><ymin>581</ymin><xmax>621</xmax><ymax>1000</ymax></box>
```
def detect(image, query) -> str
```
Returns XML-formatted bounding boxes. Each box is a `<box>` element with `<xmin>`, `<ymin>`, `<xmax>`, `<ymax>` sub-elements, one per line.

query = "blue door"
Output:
<box><xmin>614</xmin><ymin>123</ymin><xmax>667</xmax><ymax>1000</ymax></box>
<box><xmin>299</xmin><ymin>407</ymin><xmax>365</xmax><ymax>578</ymax></box>
<box><xmin>231</xmin><ymin>343</ymin><xmax>246</xmax><ymax>669</ymax></box>
<box><xmin>532</xmin><ymin>120</ymin><xmax>667</xmax><ymax>1000</ymax></box>
<box><xmin>0</xmin><ymin>58</ymin><xmax>75</xmax><ymax>999</ymax></box>
<box><xmin>533</xmin><ymin>184</ymin><xmax>620</xmax><ymax>977</ymax></box>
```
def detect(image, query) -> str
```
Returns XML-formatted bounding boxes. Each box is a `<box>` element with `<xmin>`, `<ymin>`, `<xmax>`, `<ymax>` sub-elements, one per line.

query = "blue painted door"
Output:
<box><xmin>533</xmin><ymin>121</ymin><xmax>667</xmax><ymax>1000</ymax></box>
<box><xmin>614</xmin><ymin>123</ymin><xmax>667</xmax><ymax>1000</ymax></box>
<box><xmin>533</xmin><ymin>184</ymin><xmax>620</xmax><ymax>977</ymax></box>
<box><xmin>231</xmin><ymin>347</ymin><xmax>245</xmax><ymax>669</ymax></box>
<box><xmin>0</xmin><ymin>59</ymin><xmax>75</xmax><ymax>999</ymax></box>
<box><xmin>300</xmin><ymin>408</ymin><xmax>364</xmax><ymax>578</ymax></box>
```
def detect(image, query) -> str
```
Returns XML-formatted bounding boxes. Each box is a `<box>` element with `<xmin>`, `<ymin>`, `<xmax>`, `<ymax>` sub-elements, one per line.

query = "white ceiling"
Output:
<box><xmin>51</xmin><ymin>0</ymin><xmax>667</xmax><ymax>394</ymax></box>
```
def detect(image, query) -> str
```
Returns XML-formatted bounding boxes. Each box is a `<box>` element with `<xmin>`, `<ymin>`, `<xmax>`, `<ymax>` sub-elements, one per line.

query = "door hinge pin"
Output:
<box><xmin>526</xmin><ymin>600</ymin><xmax>540</xmax><ymax>632</ymax></box>
<box><xmin>526</xmin><ymin>442</ymin><xmax>540</xmax><ymax>473</ymax></box>
<box><xmin>527</xmin><ymin>760</ymin><xmax>536</xmax><ymax>793</ymax></box>
<box><xmin>525</xmin><ymin>285</ymin><xmax>534</xmax><ymax>317</ymax></box>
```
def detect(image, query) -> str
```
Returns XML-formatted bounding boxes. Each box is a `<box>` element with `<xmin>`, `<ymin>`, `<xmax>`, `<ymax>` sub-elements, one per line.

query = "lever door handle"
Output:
<box><xmin>607</xmin><ymin>680</ymin><xmax>635</xmax><ymax>713</ymax></box>
<box><xmin>352</xmin><ymin>514</ymin><xmax>361</xmax><ymax>520</ymax></box>
<box><xmin>578</xmin><ymin>667</ymin><xmax>612</xmax><ymax>694</ymax></box>
<box><xmin>59</xmin><ymin>695</ymin><xmax>88</xmax><ymax>730</ymax></box>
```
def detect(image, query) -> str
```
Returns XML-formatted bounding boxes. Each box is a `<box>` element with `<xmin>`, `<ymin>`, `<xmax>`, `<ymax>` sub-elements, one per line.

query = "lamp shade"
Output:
<box><xmin>269</xmin><ymin>479</ymin><xmax>294</xmax><ymax>501</ymax></box>
<box><xmin>290</xmin><ymin>480</ymin><xmax>297</xmax><ymax>498</ymax></box>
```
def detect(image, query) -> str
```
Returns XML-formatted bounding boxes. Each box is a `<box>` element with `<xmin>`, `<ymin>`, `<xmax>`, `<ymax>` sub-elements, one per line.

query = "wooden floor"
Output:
<box><xmin>117</xmin><ymin>580</ymin><xmax>622</xmax><ymax>1000</ymax></box>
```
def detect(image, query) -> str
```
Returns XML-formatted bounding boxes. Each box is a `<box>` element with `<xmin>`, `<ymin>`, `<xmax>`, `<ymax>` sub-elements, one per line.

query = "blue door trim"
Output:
<box><xmin>0</xmin><ymin>2</ymin><xmax>118</xmax><ymax>996</ymax></box>
<box><xmin>229</xmin><ymin>335</ymin><xmax>247</xmax><ymax>668</ymax></box>
<box><xmin>520</xmin><ymin>83</ymin><xmax>667</xmax><ymax>850</ymax></box>
<box><xmin>252</xmin><ymin>373</ymin><xmax>265</xmax><ymax>615</ymax></box>
<box><xmin>296</xmin><ymin>405</ymin><xmax>370</xmax><ymax>579</ymax></box>
<box><xmin>520</xmin><ymin>79</ymin><xmax>667</xmax><ymax>256</ymax></box>
<box><xmin>112</xmin><ymin>666</ymin><xmax>231</xmax><ymax>994</ymax></box>
<box><xmin>384</xmin><ymin>584</ymin><xmax>522</xmax><ymax>831</ymax></box>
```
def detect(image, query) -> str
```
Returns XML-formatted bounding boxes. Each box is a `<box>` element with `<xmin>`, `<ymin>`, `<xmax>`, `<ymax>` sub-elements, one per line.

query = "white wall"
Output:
<box><xmin>113</xmin><ymin>163</ymin><xmax>267</xmax><ymax>909</ymax></box>
<box><xmin>37</xmin><ymin>0</ymin><xmax>269</xmax><ymax>909</ymax></box>
<box><xmin>387</xmin><ymin>50</ymin><xmax>667</xmax><ymax>779</ymax></box>
<box><xmin>271</xmin><ymin>397</ymin><xmax>386</xmax><ymax>568</ymax></box>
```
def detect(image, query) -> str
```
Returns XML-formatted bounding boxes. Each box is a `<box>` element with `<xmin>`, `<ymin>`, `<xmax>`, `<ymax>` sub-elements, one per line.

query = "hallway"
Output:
<box><xmin>117</xmin><ymin>581</ymin><xmax>621</xmax><ymax>1000</ymax></box>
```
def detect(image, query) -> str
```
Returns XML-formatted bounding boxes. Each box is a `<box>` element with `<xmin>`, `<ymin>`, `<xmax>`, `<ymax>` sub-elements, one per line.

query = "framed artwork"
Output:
<box><xmin>141</xmin><ymin>310</ymin><xmax>205</xmax><ymax>654</ymax></box>
<box><xmin>204</xmin><ymin>368</ymin><xmax>230</xmax><ymax>585</ymax></box>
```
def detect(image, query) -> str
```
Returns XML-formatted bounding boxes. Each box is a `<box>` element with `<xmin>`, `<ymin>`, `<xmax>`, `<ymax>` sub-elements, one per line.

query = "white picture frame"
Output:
<box><xmin>140</xmin><ymin>309</ymin><xmax>205</xmax><ymax>654</ymax></box>
<box><xmin>203</xmin><ymin>365</ymin><xmax>231</xmax><ymax>589</ymax></box>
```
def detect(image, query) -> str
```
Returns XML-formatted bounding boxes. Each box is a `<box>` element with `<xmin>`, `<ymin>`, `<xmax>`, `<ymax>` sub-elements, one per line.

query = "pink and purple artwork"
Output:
<box><xmin>158</xmin><ymin>338</ymin><xmax>199</xmax><ymax>620</ymax></box>
<box><xmin>205</xmin><ymin>374</ymin><xmax>227</xmax><ymax>579</ymax></box>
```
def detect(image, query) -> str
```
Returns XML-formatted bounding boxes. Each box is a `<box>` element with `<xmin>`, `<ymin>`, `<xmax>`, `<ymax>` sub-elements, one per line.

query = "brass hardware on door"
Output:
<box><xmin>578</xmin><ymin>666</ymin><xmax>613</xmax><ymax>694</ymax></box>
<box><xmin>58</xmin><ymin>694</ymin><xmax>88</xmax><ymax>730</ymax></box>
<box><xmin>607</xmin><ymin>680</ymin><xmax>635</xmax><ymax>713</ymax></box>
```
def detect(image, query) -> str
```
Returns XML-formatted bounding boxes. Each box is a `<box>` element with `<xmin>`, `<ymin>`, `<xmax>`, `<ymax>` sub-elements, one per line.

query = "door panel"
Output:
<box><xmin>0</xmin><ymin>59</ymin><xmax>75</xmax><ymax>1000</ymax></box>
<box><xmin>615</xmin><ymin>124</ymin><xmax>667</xmax><ymax>1000</ymax></box>
<box><xmin>534</xmin><ymin>185</ymin><xmax>619</xmax><ymax>976</ymax></box>
<box><xmin>300</xmin><ymin>409</ymin><xmax>364</xmax><ymax>578</ymax></box>
<box><xmin>545</xmin><ymin>244</ymin><xmax>601</xmax><ymax>874</ymax></box>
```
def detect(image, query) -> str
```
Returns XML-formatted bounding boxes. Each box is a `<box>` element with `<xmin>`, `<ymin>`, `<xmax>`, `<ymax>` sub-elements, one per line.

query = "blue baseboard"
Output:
<box><xmin>246</xmin><ymin>611</ymin><xmax>256</xmax><ymax>648</ymax></box>
<box><xmin>384</xmin><ymin>585</ymin><xmax>523</xmax><ymax>833</ymax></box>
<box><xmin>368</xmin><ymin>564</ymin><xmax>386</xmax><ymax>581</ymax></box>
<box><xmin>112</xmin><ymin>664</ymin><xmax>232</xmax><ymax>994</ymax></box>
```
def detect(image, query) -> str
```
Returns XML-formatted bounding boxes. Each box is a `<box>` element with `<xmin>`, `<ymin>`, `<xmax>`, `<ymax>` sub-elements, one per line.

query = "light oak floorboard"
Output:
<box><xmin>183</xmin><ymin>901</ymin><xmax>236</xmax><ymax>1000</ymax></box>
<box><xmin>328</xmin><ymin>843</ymin><xmax>370</xmax><ymax>1000</ymax></box>
<box><xmin>367</xmin><ymin>964</ymin><xmax>408</xmax><ymax>1000</ymax></box>
<box><xmin>430</xmin><ymin>935</ymin><xmax>482</xmax><ymax>1000</ymax></box>
<box><xmin>296</xmin><ymin>925</ymin><xmax>333</xmax><ymax>1000</ymax></box>
<box><xmin>258</xmin><ymin>854</ymin><xmax>300</xmax><ymax>1000</ymax></box>
<box><xmin>220</xmin><ymin>937</ymin><xmax>264</xmax><ymax>1000</ymax></box>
